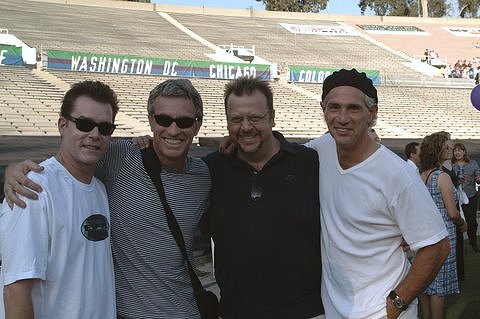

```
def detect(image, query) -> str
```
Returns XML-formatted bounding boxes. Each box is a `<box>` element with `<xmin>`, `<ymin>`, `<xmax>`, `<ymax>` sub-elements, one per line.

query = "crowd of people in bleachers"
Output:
<box><xmin>423</xmin><ymin>49</ymin><xmax>480</xmax><ymax>81</ymax></box>
<box><xmin>447</xmin><ymin>59</ymin><xmax>480</xmax><ymax>80</ymax></box>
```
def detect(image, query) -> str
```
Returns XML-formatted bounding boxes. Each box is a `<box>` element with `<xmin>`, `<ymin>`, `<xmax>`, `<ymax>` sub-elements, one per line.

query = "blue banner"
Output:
<box><xmin>288</xmin><ymin>66</ymin><xmax>381</xmax><ymax>85</ymax></box>
<box><xmin>47</xmin><ymin>50</ymin><xmax>271</xmax><ymax>80</ymax></box>
<box><xmin>0</xmin><ymin>45</ymin><xmax>23</xmax><ymax>66</ymax></box>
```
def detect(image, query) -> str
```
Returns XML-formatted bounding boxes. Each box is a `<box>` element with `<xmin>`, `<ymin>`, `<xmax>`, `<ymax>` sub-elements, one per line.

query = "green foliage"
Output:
<box><xmin>256</xmin><ymin>0</ymin><xmax>328</xmax><ymax>13</ymax></box>
<box><xmin>458</xmin><ymin>0</ymin><xmax>480</xmax><ymax>17</ymax></box>
<box><xmin>358</xmin><ymin>0</ymin><xmax>446</xmax><ymax>17</ymax></box>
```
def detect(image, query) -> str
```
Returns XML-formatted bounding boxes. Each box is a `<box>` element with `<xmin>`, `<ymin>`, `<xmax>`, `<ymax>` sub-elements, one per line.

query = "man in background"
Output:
<box><xmin>404</xmin><ymin>141</ymin><xmax>421</xmax><ymax>172</ymax></box>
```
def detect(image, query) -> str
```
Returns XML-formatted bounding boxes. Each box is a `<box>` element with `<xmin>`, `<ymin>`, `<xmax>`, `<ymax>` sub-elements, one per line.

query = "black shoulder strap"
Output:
<box><xmin>140</xmin><ymin>147</ymin><xmax>206</xmax><ymax>297</ymax></box>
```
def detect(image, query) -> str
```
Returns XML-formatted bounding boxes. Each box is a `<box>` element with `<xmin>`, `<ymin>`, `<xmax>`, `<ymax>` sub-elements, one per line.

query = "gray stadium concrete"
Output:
<box><xmin>2</xmin><ymin>135</ymin><xmax>479</xmax><ymax>202</ymax></box>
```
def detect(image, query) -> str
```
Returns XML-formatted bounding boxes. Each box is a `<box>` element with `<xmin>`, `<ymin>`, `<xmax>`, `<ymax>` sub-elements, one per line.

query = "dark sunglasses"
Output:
<box><xmin>153</xmin><ymin>114</ymin><xmax>199</xmax><ymax>129</ymax></box>
<box><xmin>63</xmin><ymin>114</ymin><xmax>116</xmax><ymax>136</ymax></box>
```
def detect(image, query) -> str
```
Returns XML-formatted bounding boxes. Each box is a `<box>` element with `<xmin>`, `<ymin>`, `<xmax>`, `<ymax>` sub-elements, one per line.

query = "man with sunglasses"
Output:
<box><xmin>95</xmin><ymin>79</ymin><xmax>209</xmax><ymax>319</ymax></box>
<box><xmin>204</xmin><ymin>76</ymin><xmax>324</xmax><ymax>318</ymax></box>
<box><xmin>3</xmin><ymin>79</ymin><xmax>210</xmax><ymax>318</ymax></box>
<box><xmin>1</xmin><ymin>80</ymin><xmax>118</xmax><ymax>319</ymax></box>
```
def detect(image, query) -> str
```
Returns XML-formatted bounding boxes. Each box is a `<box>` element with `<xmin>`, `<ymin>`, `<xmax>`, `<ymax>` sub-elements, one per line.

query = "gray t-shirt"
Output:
<box><xmin>96</xmin><ymin>140</ymin><xmax>211</xmax><ymax>319</ymax></box>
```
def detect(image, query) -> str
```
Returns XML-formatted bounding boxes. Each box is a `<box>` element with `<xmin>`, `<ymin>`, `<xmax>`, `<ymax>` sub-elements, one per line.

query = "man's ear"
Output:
<box><xmin>193</xmin><ymin>118</ymin><xmax>203</xmax><ymax>136</ymax></box>
<box><xmin>58</xmin><ymin>116</ymin><xmax>67</xmax><ymax>135</ymax></box>
<box><xmin>270</xmin><ymin>109</ymin><xmax>276</xmax><ymax>127</ymax></box>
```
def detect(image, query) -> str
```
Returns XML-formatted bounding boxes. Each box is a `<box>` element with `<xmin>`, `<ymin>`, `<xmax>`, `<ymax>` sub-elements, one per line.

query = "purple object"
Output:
<box><xmin>470</xmin><ymin>85</ymin><xmax>480</xmax><ymax>110</ymax></box>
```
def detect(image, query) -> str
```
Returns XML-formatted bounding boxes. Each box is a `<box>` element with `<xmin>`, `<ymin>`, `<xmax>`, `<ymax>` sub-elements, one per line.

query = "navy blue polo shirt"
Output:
<box><xmin>204</xmin><ymin>131</ymin><xmax>323</xmax><ymax>319</ymax></box>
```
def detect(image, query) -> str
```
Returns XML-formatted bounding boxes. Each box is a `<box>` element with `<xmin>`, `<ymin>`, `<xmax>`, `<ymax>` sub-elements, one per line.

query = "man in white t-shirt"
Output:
<box><xmin>305</xmin><ymin>69</ymin><xmax>450</xmax><ymax>319</ymax></box>
<box><xmin>404</xmin><ymin>142</ymin><xmax>421</xmax><ymax>173</ymax></box>
<box><xmin>0</xmin><ymin>81</ymin><xmax>118</xmax><ymax>319</ymax></box>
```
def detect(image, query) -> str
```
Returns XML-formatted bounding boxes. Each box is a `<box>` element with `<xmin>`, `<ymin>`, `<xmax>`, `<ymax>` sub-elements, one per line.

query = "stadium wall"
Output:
<box><xmin>31</xmin><ymin>0</ymin><xmax>480</xmax><ymax>26</ymax></box>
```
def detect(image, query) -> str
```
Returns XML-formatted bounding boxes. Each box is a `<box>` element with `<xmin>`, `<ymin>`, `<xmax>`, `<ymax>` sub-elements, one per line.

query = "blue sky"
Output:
<box><xmin>152</xmin><ymin>0</ymin><xmax>365</xmax><ymax>15</ymax></box>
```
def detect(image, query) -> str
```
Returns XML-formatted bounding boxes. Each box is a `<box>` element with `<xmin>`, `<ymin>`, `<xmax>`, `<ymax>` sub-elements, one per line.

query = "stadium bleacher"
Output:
<box><xmin>169</xmin><ymin>12</ymin><xmax>424</xmax><ymax>80</ymax></box>
<box><xmin>0</xmin><ymin>0</ymin><xmax>208</xmax><ymax>60</ymax></box>
<box><xmin>346</xmin><ymin>21</ymin><xmax>480</xmax><ymax>68</ymax></box>
<box><xmin>1</xmin><ymin>0</ymin><xmax>480</xmax><ymax>142</ymax></box>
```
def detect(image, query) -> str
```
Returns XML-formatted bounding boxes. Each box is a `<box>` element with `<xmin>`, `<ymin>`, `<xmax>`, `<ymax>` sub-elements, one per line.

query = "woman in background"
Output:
<box><xmin>435</xmin><ymin>131</ymin><xmax>464</xmax><ymax>281</ymax></box>
<box><xmin>452</xmin><ymin>142</ymin><xmax>480</xmax><ymax>253</ymax></box>
<box><xmin>419</xmin><ymin>133</ymin><xmax>467</xmax><ymax>319</ymax></box>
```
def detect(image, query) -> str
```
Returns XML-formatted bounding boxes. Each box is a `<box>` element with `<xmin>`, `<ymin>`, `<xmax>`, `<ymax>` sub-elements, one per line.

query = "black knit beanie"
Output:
<box><xmin>321</xmin><ymin>68</ymin><xmax>378</xmax><ymax>103</ymax></box>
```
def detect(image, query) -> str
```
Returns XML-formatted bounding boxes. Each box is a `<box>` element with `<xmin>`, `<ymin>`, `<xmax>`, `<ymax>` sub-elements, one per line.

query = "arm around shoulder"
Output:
<box><xmin>3</xmin><ymin>160</ymin><xmax>44</xmax><ymax>209</ymax></box>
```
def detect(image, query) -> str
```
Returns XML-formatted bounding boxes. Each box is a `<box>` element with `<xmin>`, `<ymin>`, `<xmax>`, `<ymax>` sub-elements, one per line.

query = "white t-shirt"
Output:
<box><xmin>406</xmin><ymin>159</ymin><xmax>419</xmax><ymax>173</ymax></box>
<box><xmin>0</xmin><ymin>157</ymin><xmax>116</xmax><ymax>319</ymax></box>
<box><xmin>306</xmin><ymin>134</ymin><xmax>447</xmax><ymax>319</ymax></box>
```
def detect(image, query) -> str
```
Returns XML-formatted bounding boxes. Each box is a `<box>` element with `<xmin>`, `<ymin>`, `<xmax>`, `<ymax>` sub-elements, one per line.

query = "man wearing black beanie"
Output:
<box><xmin>305</xmin><ymin>69</ymin><xmax>450</xmax><ymax>319</ymax></box>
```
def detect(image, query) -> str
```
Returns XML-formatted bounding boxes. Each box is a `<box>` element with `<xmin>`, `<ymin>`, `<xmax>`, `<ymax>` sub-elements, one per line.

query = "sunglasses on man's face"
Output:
<box><xmin>63</xmin><ymin>114</ymin><xmax>116</xmax><ymax>136</ymax></box>
<box><xmin>153</xmin><ymin>114</ymin><xmax>199</xmax><ymax>129</ymax></box>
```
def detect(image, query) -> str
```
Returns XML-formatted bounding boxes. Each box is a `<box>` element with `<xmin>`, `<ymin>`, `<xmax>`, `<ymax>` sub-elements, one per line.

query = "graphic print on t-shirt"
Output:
<box><xmin>81</xmin><ymin>214</ymin><xmax>110</xmax><ymax>241</ymax></box>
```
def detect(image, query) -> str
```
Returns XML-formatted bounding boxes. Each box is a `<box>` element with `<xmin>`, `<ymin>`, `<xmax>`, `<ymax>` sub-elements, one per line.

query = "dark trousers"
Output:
<box><xmin>462</xmin><ymin>195</ymin><xmax>479</xmax><ymax>247</ymax></box>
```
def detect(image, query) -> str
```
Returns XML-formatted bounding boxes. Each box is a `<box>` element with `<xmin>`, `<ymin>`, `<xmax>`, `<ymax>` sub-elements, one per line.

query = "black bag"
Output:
<box><xmin>141</xmin><ymin>148</ymin><xmax>218</xmax><ymax>319</ymax></box>
<box><xmin>195</xmin><ymin>289</ymin><xmax>219</xmax><ymax>319</ymax></box>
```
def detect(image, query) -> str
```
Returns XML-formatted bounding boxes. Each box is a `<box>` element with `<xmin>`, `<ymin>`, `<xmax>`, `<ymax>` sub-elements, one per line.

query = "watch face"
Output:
<box><xmin>393</xmin><ymin>298</ymin><xmax>405</xmax><ymax>308</ymax></box>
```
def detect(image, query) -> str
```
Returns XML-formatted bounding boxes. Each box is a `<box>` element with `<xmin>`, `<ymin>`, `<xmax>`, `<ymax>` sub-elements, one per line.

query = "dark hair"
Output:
<box><xmin>419</xmin><ymin>133</ymin><xmax>449</xmax><ymax>173</ymax></box>
<box><xmin>147</xmin><ymin>79</ymin><xmax>203</xmax><ymax>118</ymax></box>
<box><xmin>61</xmin><ymin>81</ymin><xmax>119</xmax><ymax>121</ymax></box>
<box><xmin>452</xmin><ymin>142</ymin><xmax>470</xmax><ymax>163</ymax></box>
<box><xmin>404</xmin><ymin>142</ymin><xmax>419</xmax><ymax>159</ymax></box>
<box><xmin>433</xmin><ymin>130</ymin><xmax>451</xmax><ymax>139</ymax></box>
<box><xmin>224</xmin><ymin>76</ymin><xmax>273</xmax><ymax>113</ymax></box>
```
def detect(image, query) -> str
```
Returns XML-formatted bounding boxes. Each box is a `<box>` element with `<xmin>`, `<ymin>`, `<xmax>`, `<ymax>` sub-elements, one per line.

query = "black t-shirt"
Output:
<box><xmin>204</xmin><ymin>132</ymin><xmax>323</xmax><ymax>319</ymax></box>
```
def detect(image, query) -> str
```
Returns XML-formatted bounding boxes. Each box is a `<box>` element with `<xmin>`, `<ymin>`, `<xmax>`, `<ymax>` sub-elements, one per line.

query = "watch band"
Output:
<box><xmin>388</xmin><ymin>290</ymin><xmax>408</xmax><ymax>311</ymax></box>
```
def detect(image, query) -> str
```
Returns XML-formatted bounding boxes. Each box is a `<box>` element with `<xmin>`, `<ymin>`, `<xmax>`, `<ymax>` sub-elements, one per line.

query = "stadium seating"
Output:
<box><xmin>1</xmin><ymin>0</ymin><xmax>480</xmax><ymax>140</ymax></box>
<box><xmin>0</xmin><ymin>65</ymin><xmax>61</xmax><ymax>135</ymax></box>
<box><xmin>344</xmin><ymin>20</ymin><xmax>480</xmax><ymax>68</ymax></box>
<box><xmin>169</xmin><ymin>12</ymin><xmax>424</xmax><ymax>80</ymax></box>
<box><xmin>1</xmin><ymin>0</ymin><xmax>208</xmax><ymax>60</ymax></box>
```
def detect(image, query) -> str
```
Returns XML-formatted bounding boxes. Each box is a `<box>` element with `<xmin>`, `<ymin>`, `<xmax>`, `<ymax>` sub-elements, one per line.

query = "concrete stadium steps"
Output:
<box><xmin>346</xmin><ymin>21</ymin><xmax>480</xmax><ymax>67</ymax></box>
<box><xmin>295</xmin><ymin>82</ymin><xmax>480</xmax><ymax>139</ymax></box>
<box><xmin>269</xmin><ymin>81</ymin><xmax>325</xmax><ymax>138</ymax></box>
<box><xmin>376</xmin><ymin>86</ymin><xmax>480</xmax><ymax>139</ymax></box>
<box><xmin>169</xmin><ymin>12</ymin><xmax>423</xmax><ymax>80</ymax></box>
<box><xmin>1</xmin><ymin>0</ymin><xmax>479</xmax><ymax>140</ymax></box>
<box><xmin>1</xmin><ymin>0</ymin><xmax>209</xmax><ymax>60</ymax></box>
<box><xmin>3</xmin><ymin>66</ymin><xmax>479</xmax><ymax>139</ymax></box>
<box><xmin>0</xmin><ymin>66</ymin><xmax>62</xmax><ymax>135</ymax></box>
<box><xmin>0</xmin><ymin>66</ymin><xmax>147</xmax><ymax>136</ymax></box>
